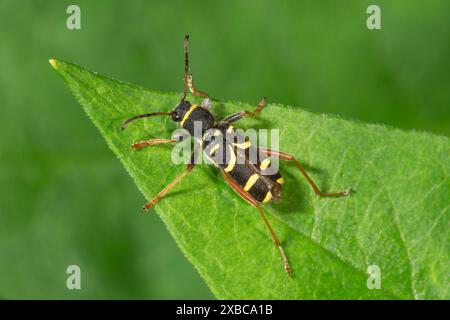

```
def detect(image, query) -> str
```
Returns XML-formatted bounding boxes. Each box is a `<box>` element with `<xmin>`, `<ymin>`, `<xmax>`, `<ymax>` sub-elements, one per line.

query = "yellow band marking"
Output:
<box><xmin>276</xmin><ymin>177</ymin><xmax>284</xmax><ymax>184</ymax></box>
<box><xmin>209</xmin><ymin>143</ymin><xmax>220</xmax><ymax>156</ymax></box>
<box><xmin>224</xmin><ymin>145</ymin><xmax>236</xmax><ymax>172</ymax></box>
<box><xmin>260</xmin><ymin>158</ymin><xmax>271</xmax><ymax>170</ymax></box>
<box><xmin>180</xmin><ymin>104</ymin><xmax>198</xmax><ymax>127</ymax></box>
<box><xmin>262</xmin><ymin>191</ymin><xmax>272</xmax><ymax>203</ymax></box>
<box><xmin>244</xmin><ymin>174</ymin><xmax>259</xmax><ymax>191</ymax></box>
<box><xmin>227</xmin><ymin>125</ymin><xmax>234</xmax><ymax>133</ymax></box>
<box><xmin>233</xmin><ymin>140</ymin><xmax>251</xmax><ymax>149</ymax></box>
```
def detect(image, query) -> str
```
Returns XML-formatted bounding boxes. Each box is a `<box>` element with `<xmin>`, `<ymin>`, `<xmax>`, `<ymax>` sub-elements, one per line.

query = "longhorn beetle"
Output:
<box><xmin>121</xmin><ymin>35</ymin><xmax>352</xmax><ymax>277</ymax></box>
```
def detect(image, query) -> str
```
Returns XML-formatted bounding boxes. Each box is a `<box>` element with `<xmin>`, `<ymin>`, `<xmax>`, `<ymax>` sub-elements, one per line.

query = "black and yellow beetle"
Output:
<box><xmin>121</xmin><ymin>36</ymin><xmax>352</xmax><ymax>276</ymax></box>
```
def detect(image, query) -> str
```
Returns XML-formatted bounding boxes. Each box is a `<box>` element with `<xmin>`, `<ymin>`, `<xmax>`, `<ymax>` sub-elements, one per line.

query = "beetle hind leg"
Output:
<box><xmin>221</xmin><ymin>170</ymin><xmax>293</xmax><ymax>277</ymax></box>
<box><xmin>260</xmin><ymin>148</ymin><xmax>352</xmax><ymax>197</ymax></box>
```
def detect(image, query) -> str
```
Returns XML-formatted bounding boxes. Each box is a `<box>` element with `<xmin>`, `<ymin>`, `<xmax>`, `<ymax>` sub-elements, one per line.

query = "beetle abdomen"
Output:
<box><xmin>226</xmin><ymin>164</ymin><xmax>281</xmax><ymax>203</ymax></box>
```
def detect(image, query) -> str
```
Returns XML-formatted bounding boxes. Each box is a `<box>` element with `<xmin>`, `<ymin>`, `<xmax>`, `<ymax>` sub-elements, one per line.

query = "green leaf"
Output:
<box><xmin>50</xmin><ymin>59</ymin><xmax>449</xmax><ymax>300</ymax></box>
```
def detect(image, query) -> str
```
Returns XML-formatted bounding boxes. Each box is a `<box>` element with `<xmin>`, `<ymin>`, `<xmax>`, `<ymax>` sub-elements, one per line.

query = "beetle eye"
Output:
<box><xmin>171</xmin><ymin>111</ymin><xmax>180</xmax><ymax>121</ymax></box>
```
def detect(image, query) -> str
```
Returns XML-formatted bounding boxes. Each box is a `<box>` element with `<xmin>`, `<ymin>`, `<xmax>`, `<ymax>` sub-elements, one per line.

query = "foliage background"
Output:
<box><xmin>0</xmin><ymin>0</ymin><xmax>448</xmax><ymax>299</ymax></box>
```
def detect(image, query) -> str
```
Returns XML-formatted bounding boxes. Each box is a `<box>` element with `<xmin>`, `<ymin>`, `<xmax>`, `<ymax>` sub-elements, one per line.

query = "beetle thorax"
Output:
<box><xmin>173</xmin><ymin>101</ymin><xmax>215</xmax><ymax>135</ymax></box>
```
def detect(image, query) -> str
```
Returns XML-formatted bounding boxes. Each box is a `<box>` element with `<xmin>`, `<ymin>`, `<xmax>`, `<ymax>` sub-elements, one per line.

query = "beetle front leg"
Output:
<box><xmin>143</xmin><ymin>163</ymin><xmax>195</xmax><ymax>210</ymax></box>
<box><xmin>131</xmin><ymin>138</ymin><xmax>177</xmax><ymax>150</ymax></box>
<box><xmin>187</xmin><ymin>74</ymin><xmax>210</xmax><ymax>98</ymax></box>
<box><xmin>222</xmin><ymin>97</ymin><xmax>266</xmax><ymax>124</ymax></box>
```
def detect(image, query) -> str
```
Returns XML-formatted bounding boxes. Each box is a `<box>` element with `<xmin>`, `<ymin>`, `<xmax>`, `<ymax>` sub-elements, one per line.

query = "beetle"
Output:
<box><xmin>121</xmin><ymin>35</ymin><xmax>352</xmax><ymax>276</ymax></box>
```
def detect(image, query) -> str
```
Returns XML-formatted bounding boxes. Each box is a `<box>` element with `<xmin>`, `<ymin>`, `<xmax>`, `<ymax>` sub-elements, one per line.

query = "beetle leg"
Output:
<box><xmin>142</xmin><ymin>145</ymin><xmax>200</xmax><ymax>210</ymax></box>
<box><xmin>221</xmin><ymin>170</ymin><xmax>292</xmax><ymax>277</ymax></box>
<box><xmin>200</xmin><ymin>97</ymin><xmax>211</xmax><ymax>109</ymax></box>
<box><xmin>222</xmin><ymin>97</ymin><xmax>266</xmax><ymax>123</ymax></box>
<box><xmin>188</xmin><ymin>74</ymin><xmax>211</xmax><ymax>98</ymax></box>
<box><xmin>142</xmin><ymin>163</ymin><xmax>195</xmax><ymax>211</ymax></box>
<box><xmin>131</xmin><ymin>138</ymin><xmax>177</xmax><ymax>150</ymax></box>
<box><xmin>259</xmin><ymin>148</ymin><xmax>352</xmax><ymax>197</ymax></box>
<box><xmin>181</xmin><ymin>35</ymin><xmax>211</xmax><ymax>100</ymax></box>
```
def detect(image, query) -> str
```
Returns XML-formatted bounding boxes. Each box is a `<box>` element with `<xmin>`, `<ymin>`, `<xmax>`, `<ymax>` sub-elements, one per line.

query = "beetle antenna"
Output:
<box><xmin>182</xmin><ymin>34</ymin><xmax>189</xmax><ymax>101</ymax></box>
<box><xmin>121</xmin><ymin>112</ymin><xmax>173</xmax><ymax>130</ymax></box>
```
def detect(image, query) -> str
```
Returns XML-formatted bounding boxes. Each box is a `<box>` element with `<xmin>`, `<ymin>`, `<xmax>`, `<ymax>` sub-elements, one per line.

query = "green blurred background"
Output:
<box><xmin>0</xmin><ymin>0</ymin><xmax>449</xmax><ymax>299</ymax></box>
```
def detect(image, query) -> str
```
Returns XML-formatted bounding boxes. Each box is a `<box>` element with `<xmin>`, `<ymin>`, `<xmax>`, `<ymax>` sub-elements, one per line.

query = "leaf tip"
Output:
<box><xmin>48</xmin><ymin>58</ymin><xmax>58</xmax><ymax>69</ymax></box>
